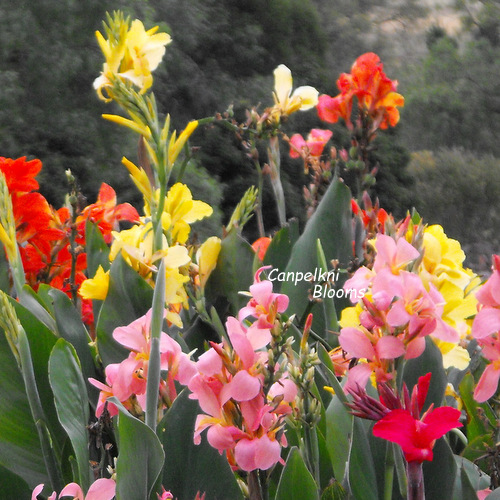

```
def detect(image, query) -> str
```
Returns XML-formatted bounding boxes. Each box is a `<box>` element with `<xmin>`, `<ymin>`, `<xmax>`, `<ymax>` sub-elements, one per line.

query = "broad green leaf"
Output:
<box><xmin>158</xmin><ymin>389</ymin><xmax>243</xmax><ymax>500</ymax></box>
<box><xmin>0</xmin><ymin>327</ymin><xmax>47</xmax><ymax>487</ymax></box>
<box><xmin>48</xmin><ymin>289</ymin><xmax>98</xmax><ymax>403</ymax></box>
<box><xmin>422</xmin><ymin>438</ymin><xmax>457</xmax><ymax>500</ymax></box>
<box><xmin>206</xmin><ymin>229</ymin><xmax>255</xmax><ymax>314</ymax></box>
<box><xmin>403</xmin><ymin>337</ymin><xmax>447</xmax><ymax>410</ymax></box>
<box><xmin>486</xmin><ymin>489</ymin><xmax>500</xmax><ymax>499</ymax></box>
<box><xmin>275</xmin><ymin>447</ymin><xmax>319</xmax><ymax>500</ymax></box>
<box><xmin>281</xmin><ymin>179</ymin><xmax>353</xmax><ymax>338</ymax></box>
<box><xmin>113</xmin><ymin>399</ymin><xmax>165</xmax><ymax>500</ymax></box>
<box><xmin>262</xmin><ymin>218</ymin><xmax>300</xmax><ymax>290</ymax></box>
<box><xmin>462</xmin><ymin>433</ymin><xmax>495</xmax><ymax>464</ymax></box>
<box><xmin>0</xmin><ymin>465</ymin><xmax>31</xmax><ymax>500</ymax></box>
<box><xmin>96</xmin><ymin>254</ymin><xmax>153</xmax><ymax>366</ymax></box>
<box><xmin>453</xmin><ymin>456</ymin><xmax>490</xmax><ymax>499</ymax></box>
<box><xmin>18</xmin><ymin>285</ymin><xmax>57</xmax><ymax>332</ymax></box>
<box><xmin>348</xmin><ymin>419</ymin><xmax>380</xmax><ymax>500</ymax></box>
<box><xmin>48</xmin><ymin>339</ymin><xmax>91</xmax><ymax>492</ymax></box>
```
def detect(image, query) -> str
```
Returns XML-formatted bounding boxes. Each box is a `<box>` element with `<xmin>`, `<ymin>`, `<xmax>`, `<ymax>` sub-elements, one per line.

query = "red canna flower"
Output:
<box><xmin>372</xmin><ymin>374</ymin><xmax>462</xmax><ymax>463</ymax></box>
<box><xmin>251</xmin><ymin>237</ymin><xmax>272</xmax><ymax>261</ymax></box>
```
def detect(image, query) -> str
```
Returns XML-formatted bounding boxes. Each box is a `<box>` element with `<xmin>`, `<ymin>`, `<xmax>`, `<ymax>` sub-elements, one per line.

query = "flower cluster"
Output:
<box><xmin>89</xmin><ymin>308</ymin><xmax>196</xmax><ymax>418</ymax></box>
<box><xmin>338</xmin><ymin>233</ymin><xmax>459</xmax><ymax>390</ymax></box>
<box><xmin>471</xmin><ymin>255</ymin><xmax>500</xmax><ymax>402</ymax></box>
<box><xmin>317</xmin><ymin>52</ymin><xmax>404</xmax><ymax>132</ymax></box>
<box><xmin>188</xmin><ymin>268</ymin><xmax>296</xmax><ymax>472</ymax></box>
<box><xmin>94</xmin><ymin>12</ymin><xmax>171</xmax><ymax>99</ymax></box>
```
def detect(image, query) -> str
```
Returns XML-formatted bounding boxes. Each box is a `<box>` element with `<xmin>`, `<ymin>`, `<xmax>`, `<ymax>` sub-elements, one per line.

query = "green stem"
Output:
<box><xmin>145</xmin><ymin>258</ymin><xmax>166</xmax><ymax>430</ymax></box>
<box><xmin>384</xmin><ymin>443</ymin><xmax>395</xmax><ymax>500</ymax></box>
<box><xmin>407</xmin><ymin>461</ymin><xmax>424</xmax><ymax>500</ymax></box>
<box><xmin>254</xmin><ymin>159</ymin><xmax>265</xmax><ymax>238</ymax></box>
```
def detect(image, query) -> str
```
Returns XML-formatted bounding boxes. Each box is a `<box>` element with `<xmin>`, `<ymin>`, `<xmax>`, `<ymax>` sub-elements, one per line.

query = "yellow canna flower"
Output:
<box><xmin>163</xmin><ymin>183</ymin><xmax>213</xmax><ymax>244</ymax></box>
<box><xmin>79</xmin><ymin>266</ymin><xmax>110</xmax><ymax>301</ymax></box>
<box><xmin>94</xmin><ymin>13</ymin><xmax>171</xmax><ymax>98</ymax></box>
<box><xmin>196</xmin><ymin>236</ymin><xmax>221</xmax><ymax>288</ymax></box>
<box><xmin>271</xmin><ymin>64</ymin><xmax>318</xmax><ymax>121</ymax></box>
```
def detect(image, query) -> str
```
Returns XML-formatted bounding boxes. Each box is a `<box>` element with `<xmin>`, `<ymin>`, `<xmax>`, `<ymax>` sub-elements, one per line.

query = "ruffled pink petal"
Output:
<box><xmin>221</xmin><ymin>371</ymin><xmax>261</xmax><ymax>405</ymax></box>
<box><xmin>339</xmin><ymin>327</ymin><xmax>375</xmax><ymax>360</ymax></box>
<box><xmin>196</xmin><ymin>347</ymin><xmax>223</xmax><ymax>376</ymax></box>
<box><xmin>112</xmin><ymin>356</ymin><xmax>142</xmax><ymax>401</ymax></box>
<box><xmin>188</xmin><ymin>375</ymin><xmax>222</xmax><ymax>417</ymax></box>
<box><xmin>472</xmin><ymin>308</ymin><xmax>500</xmax><ymax>339</ymax></box>
<box><xmin>207</xmin><ymin>424</ymin><xmax>237</xmax><ymax>452</ymax></box>
<box><xmin>289</xmin><ymin>133</ymin><xmax>306</xmax><ymax>158</ymax></box>
<box><xmin>246</xmin><ymin>324</ymin><xmax>272</xmax><ymax>350</ymax></box>
<box><xmin>85</xmin><ymin>478</ymin><xmax>116</xmax><ymax>500</ymax></box>
<box><xmin>113</xmin><ymin>310</ymin><xmax>152</xmax><ymax>352</ymax></box>
<box><xmin>234</xmin><ymin>435</ymin><xmax>281</xmax><ymax>472</ymax></box>
<box><xmin>59</xmin><ymin>482</ymin><xmax>84</xmax><ymax>500</ymax></box>
<box><xmin>376</xmin><ymin>335</ymin><xmax>405</xmax><ymax>359</ymax></box>
<box><xmin>405</xmin><ymin>336</ymin><xmax>426</xmax><ymax>359</ymax></box>
<box><xmin>386</xmin><ymin>300</ymin><xmax>411</xmax><ymax>327</ymax></box>
<box><xmin>249</xmin><ymin>280</ymin><xmax>273</xmax><ymax>308</ymax></box>
<box><xmin>228</xmin><ymin>331</ymin><xmax>255</xmax><ymax>369</ymax></box>
<box><xmin>474</xmin><ymin>364</ymin><xmax>500</xmax><ymax>403</ymax></box>
<box><xmin>344</xmin><ymin>363</ymin><xmax>373</xmax><ymax>392</ymax></box>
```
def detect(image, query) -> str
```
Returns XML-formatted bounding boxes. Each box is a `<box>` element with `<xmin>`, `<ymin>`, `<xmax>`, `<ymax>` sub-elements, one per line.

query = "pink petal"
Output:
<box><xmin>394</xmin><ymin>237</ymin><xmax>420</xmax><ymax>269</ymax></box>
<box><xmin>386</xmin><ymin>300</ymin><xmax>411</xmax><ymax>327</ymax></box>
<box><xmin>344</xmin><ymin>363</ymin><xmax>373</xmax><ymax>392</ymax></box>
<box><xmin>85</xmin><ymin>478</ymin><xmax>116</xmax><ymax>500</ymax></box>
<box><xmin>196</xmin><ymin>347</ymin><xmax>223</xmax><ymax>376</ymax></box>
<box><xmin>206</xmin><ymin>424</ymin><xmax>237</xmax><ymax>452</ymax></box>
<box><xmin>113</xmin><ymin>310</ymin><xmax>152</xmax><ymax>352</ymax></box>
<box><xmin>474</xmin><ymin>364</ymin><xmax>500</xmax><ymax>402</ymax></box>
<box><xmin>373</xmin><ymin>234</ymin><xmax>397</xmax><ymax>271</ymax></box>
<box><xmin>249</xmin><ymin>280</ymin><xmax>273</xmax><ymax>308</ymax></box>
<box><xmin>32</xmin><ymin>485</ymin><xmax>47</xmax><ymax>500</ymax></box>
<box><xmin>405</xmin><ymin>336</ymin><xmax>426</xmax><ymax>359</ymax></box>
<box><xmin>229</xmin><ymin>331</ymin><xmax>255</xmax><ymax>369</ymax></box>
<box><xmin>234</xmin><ymin>435</ymin><xmax>281</xmax><ymax>471</ymax></box>
<box><xmin>246</xmin><ymin>324</ymin><xmax>272</xmax><ymax>350</ymax></box>
<box><xmin>60</xmin><ymin>483</ymin><xmax>84</xmax><ymax>500</ymax></box>
<box><xmin>339</xmin><ymin>327</ymin><xmax>375</xmax><ymax>360</ymax></box>
<box><xmin>376</xmin><ymin>336</ymin><xmax>405</xmax><ymax>359</ymax></box>
<box><xmin>188</xmin><ymin>375</ymin><xmax>222</xmax><ymax>417</ymax></box>
<box><xmin>472</xmin><ymin>308</ymin><xmax>500</xmax><ymax>339</ymax></box>
<box><xmin>289</xmin><ymin>133</ymin><xmax>306</xmax><ymax>158</ymax></box>
<box><xmin>221</xmin><ymin>371</ymin><xmax>261</xmax><ymax>404</ymax></box>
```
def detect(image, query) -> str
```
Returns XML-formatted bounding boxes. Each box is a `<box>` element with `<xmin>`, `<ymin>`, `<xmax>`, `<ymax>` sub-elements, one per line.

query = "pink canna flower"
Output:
<box><xmin>88</xmin><ymin>363</ymin><xmax>122</xmax><ymax>417</ymax></box>
<box><xmin>289</xmin><ymin>129</ymin><xmax>333</xmax><ymax>159</ymax></box>
<box><xmin>239</xmin><ymin>267</ymin><xmax>289</xmax><ymax>328</ymax></box>
<box><xmin>234</xmin><ymin>434</ymin><xmax>283</xmax><ymax>472</ymax></box>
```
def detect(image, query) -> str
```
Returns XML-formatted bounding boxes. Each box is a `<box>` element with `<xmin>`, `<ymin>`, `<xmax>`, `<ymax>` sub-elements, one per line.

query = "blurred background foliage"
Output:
<box><xmin>0</xmin><ymin>0</ymin><xmax>499</xmax><ymax>270</ymax></box>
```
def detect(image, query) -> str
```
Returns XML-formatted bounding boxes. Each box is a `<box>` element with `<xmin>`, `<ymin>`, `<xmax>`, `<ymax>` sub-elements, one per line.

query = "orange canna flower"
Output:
<box><xmin>76</xmin><ymin>182</ymin><xmax>140</xmax><ymax>244</ymax></box>
<box><xmin>318</xmin><ymin>53</ymin><xmax>404</xmax><ymax>131</ymax></box>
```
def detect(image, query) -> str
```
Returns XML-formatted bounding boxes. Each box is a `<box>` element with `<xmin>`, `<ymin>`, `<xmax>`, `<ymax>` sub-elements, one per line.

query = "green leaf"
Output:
<box><xmin>403</xmin><ymin>337</ymin><xmax>447</xmax><ymax>410</ymax></box>
<box><xmin>96</xmin><ymin>254</ymin><xmax>154</xmax><ymax>366</ymax></box>
<box><xmin>0</xmin><ymin>324</ymin><xmax>47</xmax><ymax>487</ymax></box>
<box><xmin>18</xmin><ymin>285</ymin><xmax>57</xmax><ymax>332</ymax></box>
<box><xmin>262</xmin><ymin>218</ymin><xmax>300</xmax><ymax>288</ymax></box>
<box><xmin>206</xmin><ymin>229</ymin><xmax>255</xmax><ymax>314</ymax></box>
<box><xmin>485</xmin><ymin>489</ymin><xmax>500</xmax><ymax>499</ymax></box>
<box><xmin>48</xmin><ymin>288</ymin><xmax>98</xmax><ymax>402</ymax></box>
<box><xmin>275</xmin><ymin>447</ymin><xmax>319</xmax><ymax>500</ymax></box>
<box><xmin>453</xmin><ymin>456</ymin><xmax>490</xmax><ymax>498</ymax></box>
<box><xmin>422</xmin><ymin>437</ymin><xmax>457</xmax><ymax>500</ymax></box>
<box><xmin>0</xmin><ymin>245</ymin><xmax>9</xmax><ymax>293</ymax></box>
<box><xmin>48</xmin><ymin>339</ymin><xmax>91</xmax><ymax>491</ymax></box>
<box><xmin>462</xmin><ymin>433</ymin><xmax>495</xmax><ymax>464</ymax></box>
<box><xmin>459</xmin><ymin>372</ymin><xmax>497</xmax><ymax>442</ymax></box>
<box><xmin>0</xmin><ymin>465</ymin><xmax>31</xmax><ymax>500</ymax></box>
<box><xmin>158</xmin><ymin>389</ymin><xmax>243</xmax><ymax>500</ymax></box>
<box><xmin>348</xmin><ymin>419</ymin><xmax>380</xmax><ymax>500</ymax></box>
<box><xmin>281</xmin><ymin>179</ymin><xmax>353</xmax><ymax>338</ymax></box>
<box><xmin>85</xmin><ymin>220</ymin><xmax>111</xmax><ymax>277</ymax></box>
<box><xmin>113</xmin><ymin>399</ymin><xmax>165</xmax><ymax>500</ymax></box>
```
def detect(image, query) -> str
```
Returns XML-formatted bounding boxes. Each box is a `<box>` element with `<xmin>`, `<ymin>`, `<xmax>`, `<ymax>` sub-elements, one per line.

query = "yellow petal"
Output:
<box><xmin>274</xmin><ymin>64</ymin><xmax>293</xmax><ymax>105</ymax></box>
<box><xmin>291</xmin><ymin>85</ymin><xmax>319</xmax><ymax>111</ymax></box>
<box><xmin>102</xmin><ymin>114</ymin><xmax>152</xmax><ymax>140</ymax></box>
<box><xmin>197</xmin><ymin>237</ymin><xmax>221</xmax><ymax>288</ymax></box>
<box><xmin>168</xmin><ymin>120</ymin><xmax>198</xmax><ymax>166</ymax></box>
<box><xmin>182</xmin><ymin>200</ymin><xmax>213</xmax><ymax>224</ymax></box>
<box><xmin>79</xmin><ymin>266</ymin><xmax>110</xmax><ymax>301</ymax></box>
<box><xmin>164</xmin><ymin>245</ymin><xmax>191</xmax><ymax>269</ymax></box>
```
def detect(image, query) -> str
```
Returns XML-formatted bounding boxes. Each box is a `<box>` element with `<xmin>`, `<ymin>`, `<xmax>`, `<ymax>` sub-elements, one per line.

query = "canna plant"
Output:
<box><xmin>0</xmin><ymin>9</ymin><xmax>499</xmax><ymax>500</ymax></box>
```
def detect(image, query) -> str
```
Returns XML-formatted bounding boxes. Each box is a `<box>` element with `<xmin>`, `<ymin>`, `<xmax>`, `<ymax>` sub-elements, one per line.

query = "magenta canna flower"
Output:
<box><xmin>32</xmin><ymin>479</ymin><xmax>116</xmax><ymax>500</ymax></box>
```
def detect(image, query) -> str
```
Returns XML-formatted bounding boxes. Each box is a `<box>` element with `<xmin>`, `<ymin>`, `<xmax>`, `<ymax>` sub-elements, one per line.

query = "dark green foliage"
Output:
<box><xmin>408</xmin><ymin>148</ymin><xmax>500</xmax><ymax>272</ymax></box>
